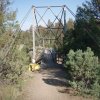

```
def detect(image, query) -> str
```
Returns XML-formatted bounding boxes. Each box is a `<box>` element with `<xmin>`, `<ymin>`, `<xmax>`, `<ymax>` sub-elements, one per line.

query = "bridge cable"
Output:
<box><xmin>1</xmin><ymin>7</ymin><xmax>32</xmax><ymax>61</ymax></box>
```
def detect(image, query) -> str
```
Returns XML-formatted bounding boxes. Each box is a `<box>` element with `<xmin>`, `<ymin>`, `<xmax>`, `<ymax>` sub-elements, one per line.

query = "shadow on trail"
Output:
<box><xmin>40</xmin><ymin>64</ymin><xmax>70</xmax><ymax>87</ymax></box>
<box><xmin>42</xmin><ymin>78</ymin><xmax>67</xmax><ymax>87</ymax></box>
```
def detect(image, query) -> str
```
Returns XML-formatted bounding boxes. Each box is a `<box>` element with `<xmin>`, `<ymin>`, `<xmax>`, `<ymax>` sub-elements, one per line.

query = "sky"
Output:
<box><xmin>11</xmin><ymin>0</ymin><xmax>90</xmax><ymax>30</ymax></box>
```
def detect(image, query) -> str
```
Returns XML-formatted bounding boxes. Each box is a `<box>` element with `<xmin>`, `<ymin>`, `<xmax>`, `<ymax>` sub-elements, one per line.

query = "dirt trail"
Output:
<box><xmin>17</xmin><ymin>67</ymin><xmax>92</xmax><ymax>100</ymax></box>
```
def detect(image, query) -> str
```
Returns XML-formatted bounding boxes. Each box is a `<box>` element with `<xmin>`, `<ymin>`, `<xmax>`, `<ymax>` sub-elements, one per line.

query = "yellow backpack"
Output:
<box><xmin>29</xmin><ymin>63</ymin><xmax>40</xmax><ymax>71</ymax></box>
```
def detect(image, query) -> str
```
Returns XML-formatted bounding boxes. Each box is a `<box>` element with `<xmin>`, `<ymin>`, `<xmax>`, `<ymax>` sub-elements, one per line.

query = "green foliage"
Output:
<box><xmin>64</xmin><ymin>0</ymin><xmax>100</xmax><ymax>57</ymax></box>
<box><xmin>65</xmin><ymin>47</ymin><xmax>100</xmax><ymax>97</ymax></box>
<box><xmin>0</xmin><ymin>1</ymin><xmax>30</xmax><ymax>99</ymax></box>
<box><xmin>92</xmin><ymin>80</ymin><xmax>100</xmax><ymax>98</ymax></box>
<box><xmin>0</xmin><ymin>0</ymin><xmax>27</xmax><ymax>86</ymax></box>
<box><xmin>0</xmin><ymin>0</ymin><xmax>13</xmax><ymax>34</ymax></box>
<box><xmin>0</xmin><ymin>46</ymin><xmax>29</xmax><ymax>84</ymax></box>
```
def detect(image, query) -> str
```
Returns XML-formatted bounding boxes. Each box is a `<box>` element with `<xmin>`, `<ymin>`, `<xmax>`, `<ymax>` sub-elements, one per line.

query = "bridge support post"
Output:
<box><xmin>32</xmin><ymin>6</ymin><xmax>36</xmax><ymax>63</ymax></box>
<box><xmin>63</xmin><ymin>5</ymin><xmax>67</xmax><ymax>51</ymax></box>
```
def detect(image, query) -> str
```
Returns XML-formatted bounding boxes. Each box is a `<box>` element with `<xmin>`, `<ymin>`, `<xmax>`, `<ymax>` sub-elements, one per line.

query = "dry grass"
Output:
<box><xmin>0</xmin><ymin>85</ymin><xmax>19</xmax><ymax>100</ymax></box>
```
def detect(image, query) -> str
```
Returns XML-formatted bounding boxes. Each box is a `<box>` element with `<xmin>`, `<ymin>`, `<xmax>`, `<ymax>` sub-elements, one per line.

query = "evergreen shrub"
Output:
<box><xmin>65</xmin><ymin>47</ymin><xmax>100</xmax><ymax>97</ymax></box>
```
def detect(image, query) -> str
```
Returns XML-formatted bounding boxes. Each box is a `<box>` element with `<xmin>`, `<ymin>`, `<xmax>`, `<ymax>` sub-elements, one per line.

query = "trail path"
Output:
<box><xmin>17</xmin><ymin>66</ymin><xmax>92</xmax><ymax>100</ymax></box>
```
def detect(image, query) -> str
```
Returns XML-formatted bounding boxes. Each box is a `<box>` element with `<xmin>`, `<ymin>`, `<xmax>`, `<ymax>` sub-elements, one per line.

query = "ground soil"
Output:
<box><xmin>17</xmin><ymin>65</ymin><xmax>93</xmax><ymax>100</ymax></box>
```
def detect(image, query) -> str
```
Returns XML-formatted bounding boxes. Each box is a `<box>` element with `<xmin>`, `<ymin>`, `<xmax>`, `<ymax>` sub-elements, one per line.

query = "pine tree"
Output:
<box><xmin>64</xmin><ymin>0</ymin><xmax>100</xmax><ymax>55</ymax></box>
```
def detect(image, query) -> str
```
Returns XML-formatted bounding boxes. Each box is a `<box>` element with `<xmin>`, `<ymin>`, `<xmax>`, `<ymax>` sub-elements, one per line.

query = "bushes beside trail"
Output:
<box><xmin>65</xmin><ymin>47</ymin><xmax>100</xmax><ymax>98</ymax></box>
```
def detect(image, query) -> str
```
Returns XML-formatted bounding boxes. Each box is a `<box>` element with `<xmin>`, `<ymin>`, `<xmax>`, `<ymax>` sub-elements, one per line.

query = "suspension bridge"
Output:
<box><xmin>0</xmin><ymin>5</ymin><xmax>95</xmax><ymax>100</ymax></box>
<box><xmin>0</xmin><ymin>5</ymin><xmax>76</xmax><ymax>63</ymax></box>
